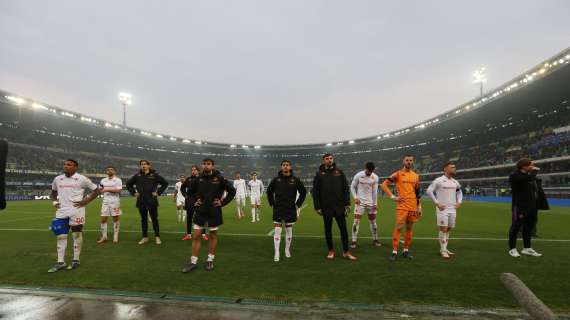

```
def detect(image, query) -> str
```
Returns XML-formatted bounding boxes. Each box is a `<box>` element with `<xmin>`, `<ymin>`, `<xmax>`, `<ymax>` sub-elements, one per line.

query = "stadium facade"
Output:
<box><xmin>1</xmin><ymin>48</ymin><xmax>570</xmax><ymax>199</ymax></box>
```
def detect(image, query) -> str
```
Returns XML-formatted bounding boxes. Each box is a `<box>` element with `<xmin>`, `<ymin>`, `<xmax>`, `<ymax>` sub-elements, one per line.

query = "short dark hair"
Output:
<box><xmin>443</xmin><ymin>161</ymin><xmax>454</xmax><ymax>170</ymax></box>
<box><xmin>202</xmin><ymin>158</ymin><xmax>214</xmax><ymax>165</ymax></box>
<box><xmin>105</xmin><ymin>165</ymin><xmax>116</xmax><ymax>170</ymax></box>
<box><xmin>235</xmin><ymin>171</ymin><xmax>240</xmax><ymax>175</ymax></box>
<box><xmin>179</xmin><ymin>174</ymin><xmax>186</xmax><ymax>178</ymax></box>
<box><xmin>65</xmin><ymin>159</ymin><xmax>78</xmax><ymax>167</ymax></box>
<box><xmin>365</xmin><ymin>162</ymin><xmax>375</xmax><ymax>171</ymax></box>
<box><xmin>251</xmin><ymin>172</ymin><xmax>257</xmax><ymax>176</ymax></box>
<box><xmin>404</xmin><ymin>154</ymin><xmax>414</xmax><ymax>159</ymax></box>
<box><xmin>191</xmin><ymin>165</ymin><xmax>200</xmax><ymax>171</ymax></box>
<box><xmin>281</xmin><ymin>160</ymin><xmax>291</xmax><ymax>166</ymax></box>
<box><xmin>517</xmin><ymin>158</ymin><xmax>532</xmax><ymax>170</ymax></box>
<box><xmin>139</xmin><ymin>159</ymin><xmax>150</xmax><ymax>166</ymax></box>
<box><xmin>322</xmin><ymin>153</ymin><xmax>333</xmax><ymax>159</ymax></box>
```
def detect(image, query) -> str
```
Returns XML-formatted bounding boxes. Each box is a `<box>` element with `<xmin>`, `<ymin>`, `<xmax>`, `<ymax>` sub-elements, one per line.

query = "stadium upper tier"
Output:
<box><xmin>1</xmin><ymin>49</ymin><xmax>570</xmax><ymax>187</ymax></box>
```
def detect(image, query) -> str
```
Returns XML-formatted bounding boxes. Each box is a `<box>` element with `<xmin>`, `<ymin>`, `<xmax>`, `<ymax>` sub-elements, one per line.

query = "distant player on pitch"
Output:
<box><xmin>97</xmin><ymin>165</ymin><xmax>123</xmax><ymax>244</ymax></box>
<box><xmin>233</xmin><ymin>172</ymin><xmax>247</xmax><ymax>219</ymax></box>
<box><xmin>266</xmin><ymin>160</ymin><xmax>307</xmax><ymax>262</ymax></box>
<box><xmin>248</xmin><ymin>172</ymin><xmax>264</xmax><ymax>222</ymax></box>
<box><xmin>350</xmin><ymin>161</ymin><xmax>381</xmax><ymax>248</ymax></box>
<box><xmin>174</xmin><ymin>175</ymin><xmax>187</xmax><ymax>223</ymax></box>
<box><xmin>426</xmin><ymin>162</ymin><xmax>463</xmax><ymax>259</ymax></box>
<box><xmin>48</xmin><ymin>159</ymin><xmax>101</xmax><ymax>273</ymax></box>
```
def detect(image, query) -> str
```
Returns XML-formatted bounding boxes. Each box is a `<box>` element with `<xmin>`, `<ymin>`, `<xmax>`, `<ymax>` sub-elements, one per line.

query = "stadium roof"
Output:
<box><xmin>1</xmin><ymin>47</ymin><xmax>569</xmax><ymax>151</ymax></box>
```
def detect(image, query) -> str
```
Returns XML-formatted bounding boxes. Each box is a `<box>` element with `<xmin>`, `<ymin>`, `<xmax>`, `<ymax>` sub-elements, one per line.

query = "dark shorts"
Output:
<box><xmin>193</xmin><ymin>209</ymin><xmax>223</xmax><ymax>229</ymax></box>
<box><xmin>273</xmin><ymin>209</ymin><xmax>297</xmax><ymax>224</ymax></box>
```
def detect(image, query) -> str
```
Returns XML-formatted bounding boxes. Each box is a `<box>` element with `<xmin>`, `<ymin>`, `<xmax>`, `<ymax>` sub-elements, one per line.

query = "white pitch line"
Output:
<box><xmin>0</xmin><ymin>228</ymin><xmax>569</xmax><ymax>242</ymax></box>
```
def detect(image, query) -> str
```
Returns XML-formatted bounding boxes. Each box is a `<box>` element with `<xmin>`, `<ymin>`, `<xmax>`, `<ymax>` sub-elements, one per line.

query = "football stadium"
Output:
<box><xmin>1</xmin><ymin>48</ymin><xmax>569</xmax><ymax>319</ymax></box>
<box><xmin>1</xmin><ymin>2</ymin><xmax>570</xmax><ymax>319</ymax></box>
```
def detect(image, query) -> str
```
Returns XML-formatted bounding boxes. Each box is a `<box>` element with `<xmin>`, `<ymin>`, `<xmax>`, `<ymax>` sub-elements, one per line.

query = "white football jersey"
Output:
<box><xmin>426</xmin><ymin>175</ymin><xmax>463</xmax><ymax>211</ymax></box>
<box><xmin>248</xmin><ymin>179</ymin><xmax>264</xmax><ymax>197</ymax></box>
<box><xmin>350</xmin><ymin>170</ymin><xmax>379</xmax><ymax>206</ymax></box>
<box><xmin>233</xmin><ymin>179</ymin><xmax>247</xmax><ymax>197</ymax></box>
<box><xmin>52</xmin><ymin>173</ymin><xmax>98</xmax><ymax>213</ymax></box>
<box><xmin>175</xmin><ymin>181</ymin><xmax>185</xmax><ymax>198</ymax></box>
<box><xmin>100</xmin><ymin>176</ymin><xmax>123</xmax><ymax>205</ymax></box>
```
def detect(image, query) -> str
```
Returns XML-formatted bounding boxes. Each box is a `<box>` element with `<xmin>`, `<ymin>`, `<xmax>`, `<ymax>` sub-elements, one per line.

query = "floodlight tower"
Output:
<box><xmin>472</xmin><ymin>67</ymin><xmax>487</xmax><ymax>97</ymax></box>
<box><xmin>118</xmin><ymin>92</ymin><xmax>132</xmax><ymax>126</ymax></box>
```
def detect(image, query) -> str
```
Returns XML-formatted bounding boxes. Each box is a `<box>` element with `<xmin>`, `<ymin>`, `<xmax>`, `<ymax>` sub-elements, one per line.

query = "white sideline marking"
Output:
<box><xmin>0</xmin><ymin>228</ymin><xmax>569</xmax><ymax>242</ymax></box>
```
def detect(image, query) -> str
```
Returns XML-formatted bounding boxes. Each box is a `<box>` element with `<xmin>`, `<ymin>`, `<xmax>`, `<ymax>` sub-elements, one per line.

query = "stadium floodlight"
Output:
<box><xmin>32</xmin><ymin>102</ymin><xmax>48</xmax><ymax>110</ymax></box>
<box><xmin>194</xmin><ymin>141</ymin><xmax>202</xmax><ymax>145</ymax></box>
<box><xmin>254</xmin><ymin>145</ymin><xmax>261</xmax><ymax>149</ymax></box>
<box><xmin>230</xmin><ymin>144</ymin><xmax>236</xmax><ymax>148</ymax></box>
<box><xmin>118</xmin><ymin>92</ymin><xmax>132</xmax><ymax>126</ymax></box>
<box><xmin>5</xmin><ymin>95</ymin><xmax>25</xmax><ymax>105</ymax></box>
<box><xmin>472</xmin><ymin>67</ymin><xmax>487</xmax><ymax>97</ymax></box>
<box><xmin>242</xmin><ymin>145</ymin><xmax>249</xmax><ymax>149</ymax></box>
<box><xmin>348</xmin><ymin>140</ymin><xmax>355</xmax><ymax>144</ymax></box>
<box><xmin>325</xmin><ymin>143</ymin><xmax>332</xmax><ymax>146</ymax></box>
<box><xmin>182</xmin><ymin>139</ymin><xmax>191</xmax><ymax>143</ymax></box>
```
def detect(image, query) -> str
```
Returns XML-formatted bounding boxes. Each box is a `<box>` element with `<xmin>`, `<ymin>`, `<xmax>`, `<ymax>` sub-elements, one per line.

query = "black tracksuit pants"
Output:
<box><xmin>323</xmin><ymin>213</ymin><xmax>349</xmax><ymax>252</ymax></box>
<box><xmin>508</xmin><ymin>207</ymin><xmax>537</xmax><ymax>249</ymax></box>
<box><xmin>139</xmin><ymin>204</ymin><xmax>160</xmax><ymax>237</ymax></box>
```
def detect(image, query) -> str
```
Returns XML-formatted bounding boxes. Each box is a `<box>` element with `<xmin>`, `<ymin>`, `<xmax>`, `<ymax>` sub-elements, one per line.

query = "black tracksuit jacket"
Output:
<box><xmin>312</xmin><ymin>163</ymin><xmax>350</xmax><ymax>216</ymax></box>
<box><xmin>126</xmin><ymin>169</ymin><xmax>169</xmax><ymax>208</ymax></box>
<box><xmin>266</xmin><ymin>170</ymin><xmax>307</xmax><ymax>220</ymax></box>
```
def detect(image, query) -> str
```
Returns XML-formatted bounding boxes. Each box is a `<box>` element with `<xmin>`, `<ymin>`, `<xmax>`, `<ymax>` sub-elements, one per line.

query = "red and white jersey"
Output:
<box><xmin>233</xmin><ymin>179</ymin><xmax>247</xmax><ymax>197</ymax></box>
<box><xmin>52</xmin><ymin>173</ymin><xmax>98</xmax><ymax>213</ymax></box>
<box><xmin>426</xmin><ymin>175</ymin><xmax>463</xmax><ymax>212</ymax></box>
<box><xmin>350</xmin><ymin>170</ymin><xmax>379</xmax><ymax>206</ymax></box>
<box><xmin>100</xmin><ymin>176</ymin><xmax>123</xmax><ymax>206</ymax></box>
<box><xmin>248</xmin><ymin>179</ymin><xmax>264</xmax><ymax>197</ymax></box>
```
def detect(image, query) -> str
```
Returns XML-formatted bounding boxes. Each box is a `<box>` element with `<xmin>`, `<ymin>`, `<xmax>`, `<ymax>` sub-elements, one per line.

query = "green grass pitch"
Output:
<box><xmin>0</xmin><ymin>197</ymin><xmax>568</xmax><ymax>310</ymax></box>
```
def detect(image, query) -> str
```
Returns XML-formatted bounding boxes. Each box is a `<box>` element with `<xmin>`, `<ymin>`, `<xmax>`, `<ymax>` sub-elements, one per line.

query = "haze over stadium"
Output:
<box><xmin>1</xmin><ymin>1</ymin><xmax>570</xmax><ymax>319</ymax></box>
<box><xmin>0</xmin><ymin>0</ymin><xmax>569</xmax><ymax>145</ymax></box>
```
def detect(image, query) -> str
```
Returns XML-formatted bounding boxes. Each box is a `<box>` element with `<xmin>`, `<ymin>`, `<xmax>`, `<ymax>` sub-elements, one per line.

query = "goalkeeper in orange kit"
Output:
<box><xmin>381</xmin><ymin>154</ymin><xmax>422</xmax><ymax>261</ymax></box>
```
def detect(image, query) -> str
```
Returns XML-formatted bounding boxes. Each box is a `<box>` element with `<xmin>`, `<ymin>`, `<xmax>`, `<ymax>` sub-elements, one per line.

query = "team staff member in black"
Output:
<box><xmin>182</xmin><ymin>158</ymin><xmax>236</xmax><ymax>272</ymax></box>
<box><xmin>312</xmin><ymin>153</ymin><xmax>357</xmax><ymax>261</ymax></box>
<box><xmin>126</xmin><ymin>160</ymin><xmax>168</xmax><ymax>245</ymax></box>
<box><xmin>266</xmin><ymin>160</ymin><xmax>307</xmax><ymax>262</ymax></box>
<box><xmin>508</xmin><ymin>158</ymin><xmax>543</xmax><ymax>258</ymax></box>
<box><xmin>180</xmin><ymin>165</ymin><xmax>207</xmax><ymax>241</ymax></box>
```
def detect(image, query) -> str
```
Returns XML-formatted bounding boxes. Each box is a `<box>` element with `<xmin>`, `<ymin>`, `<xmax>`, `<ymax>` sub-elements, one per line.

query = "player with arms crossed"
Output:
<box><xmin>266</xmin><ymin>160</ymin><xmax>307</xmax><ymax>262</ymax></box>
<box><xmin>350</xmin><ymin>161</ymin><xmax>381</xmax><ymax>248</ymax></box>
<box><xmin>248</xmin><ymin>172</ymin><xmax>264</xmax><ymax>222</ymax></box>
<box><xmin>381</xmin><ymin>154</ymin><xmax>422</xmax><ymax>261</ymax></box>
<box><xmin>174</xmin><ymin>175</ymin><xmax>187</xmax><ymax>223</ymax></box>
<box><xmin>426</xmin><ymin>162</ymin><xmax>463</xmax><ymax>259</ymax></box>
<box><xmin>233</xmin><ymin>172</ymin><xmax>247</xmax><ymax>220</ymax></box>
<box><xmin>48</xmin><ymin>159</ymin><xmax>101</xmax><ymax>272</ymax></box>
<box><xmin>97</xmin><ymin>166</ymin><xmax>123</xmax><ymax>244</ymax></box>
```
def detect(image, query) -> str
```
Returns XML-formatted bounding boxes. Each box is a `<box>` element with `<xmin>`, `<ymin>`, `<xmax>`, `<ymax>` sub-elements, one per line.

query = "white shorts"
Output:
<box><xmin>101</xmin><ymin>203</ymin><xmax>122</xmax><ymax>217</ymax></box>
<box><xmin>176</xmin><ymin>198</ymin><xmax>185</xmax><ymax>207</ymax></box>
<box><xmin>436</xmin><ymin>210</ymin><xmax>456</xmax><ymax>228</ymax></box>
<box><xmin>235</xmin><ymin>196</ymin><xmax>246</xmax><ymax>207</ymax></box>
<box><xmin>193</xmin><ymin>224</ymin><xmax>219</xmax><ymax>232</ymax></box>
<box><xmin>250</xmin><ymin>196</ymin><xmax>261</xmax><ymax>206</ymax></box>
<box><xmin>56</xmin><ymin>207</ymin><xmax>86</xmax><ymax>226</ymax></box>
<box><xmin>355</xmin><ymin>204</ymin><xmax>377</xmax><ymax>216</ymax></box>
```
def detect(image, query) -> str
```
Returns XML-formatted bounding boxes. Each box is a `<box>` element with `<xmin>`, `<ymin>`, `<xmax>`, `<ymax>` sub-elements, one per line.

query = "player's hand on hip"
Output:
<box><xmin>52</xmin><ymin>201</ymin><xmax>60</xmax><ymax>209</ymax></box>
<box><xmin>315</xmin><ymin>209</ymin><xmax>322</xmax><ymax>216</ymax></box>
<box><xmin>134</xmin><ymin>192</ymin><xmax>140</xmax><ymax>198</ymax></box>
<box><xmin>417</xmin><ymin>206</ymin><xmax>423</xmax><ymax>217</ymax></box>
<box><xmin>152</xmin><ymin>192</ymin><xmax>158</xmax><ymax>197</ymax></box>
<box><xmin>454</xmin><ymin>203</ymin><xmax>462</xmax><ymax>209</ymax></box>
<box><xmin>391</xmin><ymin>195</ymin><xmax>401</xmax><ymax>203</ymax></box>
<box><xmin>437</xmin><ymin>203</ymin><xmax>446</xmax><ymax>211</ymax></box>
<box><xmin>212</xmin><ymin>198</ymin><xmax>222</xmax><ymax>207</ymax></box>
<box><xmin>354</xmin><ymin>198</ymin><xmax>361</xmax><ymax>205</ymax></box>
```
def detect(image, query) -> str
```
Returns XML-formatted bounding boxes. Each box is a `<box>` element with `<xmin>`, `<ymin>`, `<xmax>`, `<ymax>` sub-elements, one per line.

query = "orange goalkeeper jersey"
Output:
<box><xmin>381</xmin><ymin>169</ymin><xmax>420</xmax><ymax>211</ymax></box>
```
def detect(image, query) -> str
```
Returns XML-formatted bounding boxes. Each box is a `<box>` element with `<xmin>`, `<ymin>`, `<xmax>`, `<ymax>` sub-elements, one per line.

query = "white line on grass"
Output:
<box><xmin>0</xmin><ymin>228</ymin><xmax>569</xmax><ymax>242</ymax></box>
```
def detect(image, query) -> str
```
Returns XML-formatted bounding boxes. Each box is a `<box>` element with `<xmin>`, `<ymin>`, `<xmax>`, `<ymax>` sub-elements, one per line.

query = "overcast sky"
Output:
<box><xmin>1</xmin><ymin>1</ymin><xmax>568</xmax><ymax>145</ymax></box>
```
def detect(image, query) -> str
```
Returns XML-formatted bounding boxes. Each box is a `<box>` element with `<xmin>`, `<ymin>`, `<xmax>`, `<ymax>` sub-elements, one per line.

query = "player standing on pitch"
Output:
<box><xmin>350</xmin><ymin>161</ymin><xmax>381</xmax><ymax>248</ymax></box>
<box><xmin>126</xmin><ymin>160</ymin><xmax>169</xmax><ymax>245</ymax></box>
<box><xmin>381</xmin><ymin>154</ymin><xmax>422</xmax><ymax>261</ymax></box>
<box><xmin>426</xmin><ymin>162</ymin><xmax>462</xmax><ymax>259</ymax></box>
<box><xmin>248</xmin><ymin>172</ymin><xmax>264</xmax><ymax>222</ymax></box>
<box><xmin>48</xmin><ymin>159</ymin><xmax>101</xmax><ymax>272</ymax></box>
<box><xmin>180</xmin><ymin>165</ymin><xmax>203</xmax><ymax>241</ymax></box>
<box><xmin>312</xmin><ymin>153</ymin><xmax>357</xmax><ymax>260</ymax></box>
<box><xmin>174</xmin><ymin>175</ymin><xmax>187</xmax><ymax>223</ymax></box>
<box><xmin>507</xmin><ymin>158</ymin><xmax>543</xmax><ymax>258</ymax></box>
<box><xmin>97</xmin><ymin>165</ymin><xmax>123</xmax><ymax>244</ymax></box>
<box><xmin>266</xmin><ymin>160</ymin><xmax>307</xmax><ymax>262</ymax></box>
<box><xmin>182</xmin><ymin>158</ymin><xmax>236</xmax><ymax>272</ymax></box>
<box><xmin>233</xmin><ymin>172</ymin><xmax>247</xmax><ymax>220</ymax></box>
